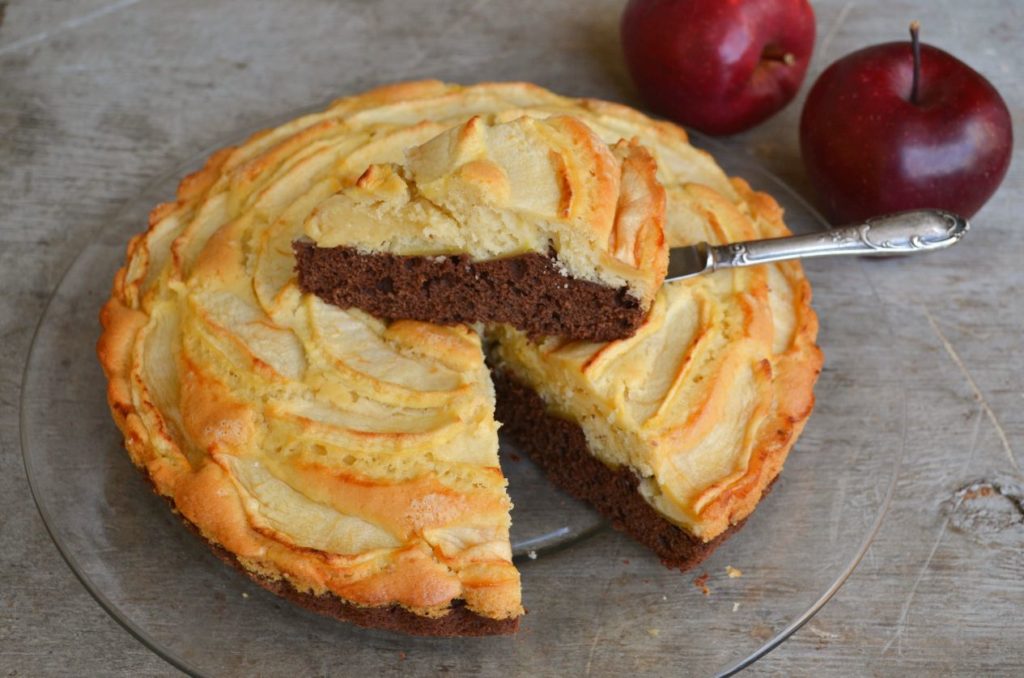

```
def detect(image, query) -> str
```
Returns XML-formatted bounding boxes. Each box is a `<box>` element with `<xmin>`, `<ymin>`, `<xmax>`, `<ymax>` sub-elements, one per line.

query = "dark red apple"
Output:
<box><xmin>621</xmin><ymin>0</ymin><xmax>816</xmax><ymax>136</ymax></box>
<box><xmin>800</xmin><ymin>25</ymin><xmax>1013</xmax><ymax>223</ymax></box>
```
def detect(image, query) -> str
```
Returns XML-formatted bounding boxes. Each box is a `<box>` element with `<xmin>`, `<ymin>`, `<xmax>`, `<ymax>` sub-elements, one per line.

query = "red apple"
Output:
<box><xmin>620</xmin><ymin>0</ymin><xmax>816</xmax><ymax>136</ymax></box>
<box><xmin>800</xmin><ymin>25</ymin><xmax>1013</xmax><ymax>223</ymax></box>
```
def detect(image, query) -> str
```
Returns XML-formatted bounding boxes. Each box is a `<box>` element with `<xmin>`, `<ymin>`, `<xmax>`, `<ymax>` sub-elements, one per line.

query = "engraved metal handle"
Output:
<box><xmin>705</xmin><ymin>209</ymin><xmax>969</xmax><ymax>272</ymax></box>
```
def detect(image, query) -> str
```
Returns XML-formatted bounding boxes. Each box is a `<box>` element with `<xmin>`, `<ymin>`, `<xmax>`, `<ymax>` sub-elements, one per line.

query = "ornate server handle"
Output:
<box><xmin>707</xmin><ymin>209</ymin><xmax>970</xmax><ymax>272</ymax></box>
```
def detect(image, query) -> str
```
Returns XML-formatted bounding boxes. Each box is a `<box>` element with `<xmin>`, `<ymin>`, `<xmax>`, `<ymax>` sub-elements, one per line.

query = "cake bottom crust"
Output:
<box><xmin>492</xmin><ymin>368</ymin><xmax>759</xmax><ymax>570</ymax></box>
<box><xmin>163</xmin><ymin>496</ymin><xmax>519</xmax><ymax>637</ymax></box>
<box><xmin>293</xmin><ymin>242</ymin><xmax>646</xmax><ymax>342</ymax></box>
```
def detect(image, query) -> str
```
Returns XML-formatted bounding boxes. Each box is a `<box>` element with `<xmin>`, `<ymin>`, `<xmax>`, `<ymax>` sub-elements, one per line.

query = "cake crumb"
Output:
<box><xmin>732</xmin><ymin>602</ymin><xmax>741</xmax><ymax>612</ymax></box>
<box><xmin>527</xmin><ymin>550</ymin><xmax>537</xmax><ymax>560</ymax></box>
<box><xmin>241</xmin><ymin>592</ymin><xmax>249</xmax><ymax>599</ymax></box>
<box><xmin>694</xmin><ymin>572</ymin><xmax>710</xmax><ymax>596</ymax></box>
<box><xmin>622</xmin><ymin>559</ymin><xmax>630</xmax><ymax>565</ymax></box>
<box><xmin>726</xmin><ymin>566</ymin><xmax>743</xmax><ymax>578</ymax></box>
<box><xmin>661</xmin><ymin>595</ymin><xmax>668</xmax><ymax>602</ymax></box>
<box><xmin>399</xmin><ymin>652</ymin><xmax>407</xmax><ymax>661</ymax></box>
<box><xmin>647</xmin><ymin>628</ymin><xmax>660</xmax><ymax>638</ymax></box>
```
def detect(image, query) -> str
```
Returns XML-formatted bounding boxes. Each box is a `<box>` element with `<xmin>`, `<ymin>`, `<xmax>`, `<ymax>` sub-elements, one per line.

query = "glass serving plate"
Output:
<box><xmin>21</xmin><ymin>115</ymin><xmax>904</xmax><ymax>677</ymax></box>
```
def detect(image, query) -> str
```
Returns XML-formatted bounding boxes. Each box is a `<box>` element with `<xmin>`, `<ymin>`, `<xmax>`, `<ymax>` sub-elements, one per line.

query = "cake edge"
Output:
<box><xmin>491</xmin><ymin>367</ymin><xmax>773</xmax><ymax>570</ymax></box>
<box><xmin>153</xmin><ymin>485</ymin><xmax>521</xmax><ymax>637</ymax></box>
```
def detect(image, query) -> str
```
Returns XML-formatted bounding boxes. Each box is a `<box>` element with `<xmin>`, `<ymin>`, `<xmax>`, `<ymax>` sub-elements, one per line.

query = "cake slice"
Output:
<box><xmin>295</xmin><ymin>114</ymin><xmax>667</xmax><ymax>342</ymax></box>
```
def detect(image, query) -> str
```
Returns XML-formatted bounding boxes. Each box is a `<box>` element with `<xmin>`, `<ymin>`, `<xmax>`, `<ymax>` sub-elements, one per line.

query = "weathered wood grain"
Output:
<box><xmin>0</xmin><ymin>0</ymin><xmax>1021</xmax><ymax>675</ymax></box>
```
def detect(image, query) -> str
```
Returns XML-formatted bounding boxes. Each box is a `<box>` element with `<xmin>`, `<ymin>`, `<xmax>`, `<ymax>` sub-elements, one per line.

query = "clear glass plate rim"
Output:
<box><xmin>17</xmin><ymin>104</ymin><xmax>905</xmax><ymax>678</ymax></box>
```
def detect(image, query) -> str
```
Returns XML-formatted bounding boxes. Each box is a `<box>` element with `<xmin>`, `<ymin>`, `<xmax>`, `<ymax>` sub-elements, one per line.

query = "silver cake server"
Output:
<box><xmin>666</xmin><ymin>209</ymin><xmax>970</xmax><ymax>282</ymax></box>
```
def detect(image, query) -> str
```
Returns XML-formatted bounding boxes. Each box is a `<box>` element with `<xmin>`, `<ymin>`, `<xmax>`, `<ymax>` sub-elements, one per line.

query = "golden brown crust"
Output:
<box><xmin>154</xmin><ymin>485</ymin><xmax>518</xmax><ymax>637</ymax></box>
<box><xmin>684</xmin><ymin>180</ymin><xmax>823</xmax><ymax>536</ymax></box>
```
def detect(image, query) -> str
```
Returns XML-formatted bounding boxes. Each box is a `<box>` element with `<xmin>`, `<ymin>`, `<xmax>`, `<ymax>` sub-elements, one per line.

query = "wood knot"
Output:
<box><xmin>943</xmin><ymin>477</ymin><xmax>1024</xmax><ymax>546</ymax></box>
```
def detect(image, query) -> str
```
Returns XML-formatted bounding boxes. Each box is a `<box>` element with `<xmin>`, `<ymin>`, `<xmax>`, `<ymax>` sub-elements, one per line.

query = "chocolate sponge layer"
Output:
<box><xmin>294</xmin><ymin>242</ymin><xmax>646</xmax><ymax>342</ymax></box>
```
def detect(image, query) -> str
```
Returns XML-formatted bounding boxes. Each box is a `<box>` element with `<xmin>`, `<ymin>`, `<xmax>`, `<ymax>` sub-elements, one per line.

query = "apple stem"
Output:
<box><xmin>909</xmin><ymin>21</ymin><xmax>921</xmax><ymax>105</ymax></box>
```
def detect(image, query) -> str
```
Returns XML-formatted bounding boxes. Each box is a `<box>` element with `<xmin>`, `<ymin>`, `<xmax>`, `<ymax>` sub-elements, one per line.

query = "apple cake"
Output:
<box><xmin>97</xmin><ymin>80</ymin><xmax>821</xmax><ymax>637</ymax></box>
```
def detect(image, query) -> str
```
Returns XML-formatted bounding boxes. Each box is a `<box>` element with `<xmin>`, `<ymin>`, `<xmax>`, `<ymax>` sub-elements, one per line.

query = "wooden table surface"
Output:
<box><xmin>1</xmin><ymin>1</ymin><xmax>1021</xmax><ymax>675</ymax></box>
